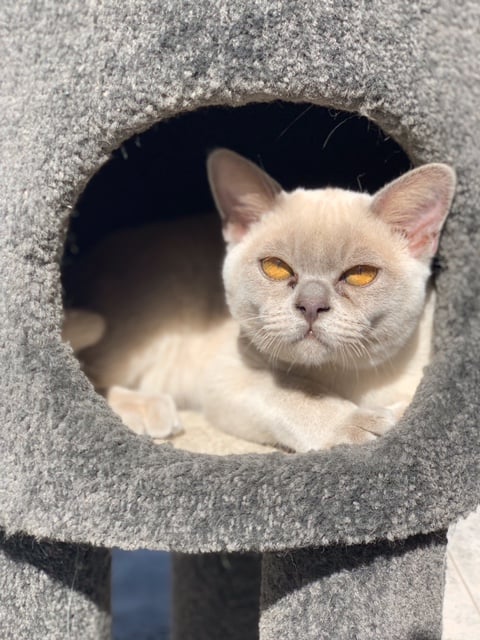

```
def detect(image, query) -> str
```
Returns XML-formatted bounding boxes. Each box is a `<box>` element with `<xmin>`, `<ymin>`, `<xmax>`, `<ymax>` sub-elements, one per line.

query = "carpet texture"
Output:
<box><xmin>1</xmin><ymin>0</ymin><xmax>479</xmax><ymax>637</ymax></box>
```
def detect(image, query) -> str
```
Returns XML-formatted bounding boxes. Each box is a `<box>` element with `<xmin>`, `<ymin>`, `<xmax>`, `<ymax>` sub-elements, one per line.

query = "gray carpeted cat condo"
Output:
<box><xmin>1</xmin><ymin>1</ymin><xmax>480</xmax><ymax>639</ymax></box>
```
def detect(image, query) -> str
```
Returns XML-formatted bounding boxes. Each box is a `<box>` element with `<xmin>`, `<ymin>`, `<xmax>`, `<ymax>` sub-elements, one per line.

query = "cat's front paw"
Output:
<box><xmin>106</xmin><ymin>386</ymin><xmax>183</xmax><ymax>440</ymax></box>
<box><xmin>337</xmin><ymin>407</ymin><xmax>397</xmax><ymax>446</ymax></box>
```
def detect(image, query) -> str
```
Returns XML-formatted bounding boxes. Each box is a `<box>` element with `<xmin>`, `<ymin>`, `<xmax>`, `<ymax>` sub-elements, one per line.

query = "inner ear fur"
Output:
<box><xmin>371</xmin><ymin>163</ymin><xmax>456</xmax><ymax>260</ymax></box>
<box><xmin>207</xmin><ymin>148</ymin><xmax>282</xmax><ymax>244</ymax></box>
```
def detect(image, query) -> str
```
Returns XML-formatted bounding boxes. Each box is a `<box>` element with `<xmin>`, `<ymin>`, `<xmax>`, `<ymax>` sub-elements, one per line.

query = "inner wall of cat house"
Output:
<box><xmin>62</xmin><ymin>102</ymin><xmax>411</xmax><ymax>455</ymax></box>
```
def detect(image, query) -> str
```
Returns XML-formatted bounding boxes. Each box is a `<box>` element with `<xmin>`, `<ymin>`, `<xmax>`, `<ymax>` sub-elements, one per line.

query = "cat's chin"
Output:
<box><xmin>280</xmin><ymin>333</ymin><xmax>382</xmax><ymax>371</ymax></box>
<box><xmin>267</xmin><ymin>332</ymin><xmax>335</xmax><ymax>369</ymax></box>
<box><xmin>290</xmin><ymin>340</ymin><xmax>335</xmax><ymax>368</ymax></box>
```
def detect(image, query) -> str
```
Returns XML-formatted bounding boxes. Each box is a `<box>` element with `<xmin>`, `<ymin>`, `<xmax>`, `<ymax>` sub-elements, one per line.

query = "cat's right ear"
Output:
<box><xmin>207</xmin><ymin>149</ymin><xmax>282</xmax><ymax>244</ymax></box>
<box><xmin>370</xmin><ymin>163</ymin><xmax>456</xmax><ymax>261</ymax></box>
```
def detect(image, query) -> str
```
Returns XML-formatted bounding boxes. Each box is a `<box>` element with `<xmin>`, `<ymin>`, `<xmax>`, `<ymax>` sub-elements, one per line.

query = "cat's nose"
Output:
<box><xmin>295</xmin><ymin>281</ymin><xmax>330</xmax><ymax>325</ymax></box>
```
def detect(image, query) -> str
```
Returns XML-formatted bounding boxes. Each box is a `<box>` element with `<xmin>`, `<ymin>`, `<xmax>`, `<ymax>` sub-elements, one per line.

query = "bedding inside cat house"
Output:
<box><xmin>2</xmin><ymin>2</ymin><xmax>480</xmax><ymax>640</ymax></box>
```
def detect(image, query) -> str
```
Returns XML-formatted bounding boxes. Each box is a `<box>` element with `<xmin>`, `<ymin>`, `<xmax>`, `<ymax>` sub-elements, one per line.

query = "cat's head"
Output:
<box><xmin>207</xmin><ymin>149</ymin><xmax>455</xmax><ymax>369</ymax></box>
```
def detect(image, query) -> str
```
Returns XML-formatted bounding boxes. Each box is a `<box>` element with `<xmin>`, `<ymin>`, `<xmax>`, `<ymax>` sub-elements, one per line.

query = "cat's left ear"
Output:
<box><xmin>207</xmin><ymin>149</ymin><xmax>283</xmax><ymax>244</ymax></box>
<box><xmin>371</xmin><ymin>163</ymin><xmax>456</xmax><ymax>261</ymax></box>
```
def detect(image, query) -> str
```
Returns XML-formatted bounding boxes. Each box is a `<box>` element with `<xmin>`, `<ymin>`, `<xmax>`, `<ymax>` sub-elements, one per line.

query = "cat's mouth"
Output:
<box><xmin>304</xmin><ymin>329</ymin><xmax>317</xmax><ymax>339</ymax></box>
<box><xmin>300</xmin><ymin>328</ymin><xmax>326</xmax><ymax>345</ymax></box>
<box><xmin>286</xmin><ymin>327</ymin><xmax>334</xmax><ymax>366</ymax></box>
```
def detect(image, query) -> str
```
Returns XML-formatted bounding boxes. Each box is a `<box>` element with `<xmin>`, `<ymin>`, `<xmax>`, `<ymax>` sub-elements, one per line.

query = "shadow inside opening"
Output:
<box><xmin>62</xmin><ymin>101</ymin><xmax>410</xmax><ymax>299</ymax></box>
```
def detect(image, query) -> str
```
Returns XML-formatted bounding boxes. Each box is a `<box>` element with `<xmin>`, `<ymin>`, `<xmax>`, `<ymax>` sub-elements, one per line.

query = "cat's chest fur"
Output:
<box><xmin>112</xmin><ymin>302</ymin><xmax>432</xmax><ymax>411</ymax></box>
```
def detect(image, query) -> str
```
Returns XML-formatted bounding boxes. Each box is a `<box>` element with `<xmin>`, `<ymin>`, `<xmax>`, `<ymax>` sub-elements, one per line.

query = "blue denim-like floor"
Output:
<box><xmin>111</xmin><ymin>549</ymin><xmax>171</xmax><ymax>640</ymax></box>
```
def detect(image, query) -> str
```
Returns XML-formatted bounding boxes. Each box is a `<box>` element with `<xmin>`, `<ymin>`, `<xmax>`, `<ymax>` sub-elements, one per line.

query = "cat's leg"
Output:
<box><xmin>106</xmin><ymin>386</ymin><xmax>183</xmax><ymax>439</ymax></box>
<box><xmin>203</xmin><ymin>359</ymin><xmax>397</xmax><ymax>452</ymax></box>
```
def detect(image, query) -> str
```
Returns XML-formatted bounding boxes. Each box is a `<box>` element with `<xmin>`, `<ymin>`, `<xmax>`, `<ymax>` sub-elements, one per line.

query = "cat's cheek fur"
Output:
<box><xmin>366</xmin><ymin>262</ymin><xmax>430</xmax><ymax>366</ymax></box>
<box><xmin>223</xmin><ymin>244</ymin><xmax>270</xmax><ymax>325</ymax></box>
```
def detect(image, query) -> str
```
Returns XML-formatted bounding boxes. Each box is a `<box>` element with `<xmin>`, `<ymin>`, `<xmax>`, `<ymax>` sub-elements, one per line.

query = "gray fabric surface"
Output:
<box><xmin>260</xmin><ymin>533</ymin><xmax>447</xmax><ymax>640</ymax></box>
<box><xmin>0</xmin><ymin>531</ymin><xmax>110</xmax><ymax>639</ymax></box>
<box><xmin>1</xmin><ymin>0</ymin><xmax>479</xmax><ymax>638</ymax></box>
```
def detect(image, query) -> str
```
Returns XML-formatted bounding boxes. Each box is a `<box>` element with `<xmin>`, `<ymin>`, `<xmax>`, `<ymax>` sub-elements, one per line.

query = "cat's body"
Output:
<box><xmin>72</xmin><ymin>215</ymin><xmax>228</xmax><ymax>402</ymax></box>
<box><xmin>65</xmin><ymin>150</ymin><xmax>455</xmax><ymax>452</ymax></box>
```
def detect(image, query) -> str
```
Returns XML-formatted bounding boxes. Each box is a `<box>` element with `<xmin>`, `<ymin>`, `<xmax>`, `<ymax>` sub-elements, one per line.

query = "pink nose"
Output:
<box><xmin>295</xmin><ymin>282</ymin><xmax>330</xmax><ymax>326</ymax></box>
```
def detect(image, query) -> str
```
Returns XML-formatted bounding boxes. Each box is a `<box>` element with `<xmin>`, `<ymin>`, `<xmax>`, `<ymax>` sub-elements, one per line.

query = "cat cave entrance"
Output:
<box><xmin>62</xmin><ymin>101</ymin><xmax>411</xmax><ymax>455</ymax></box>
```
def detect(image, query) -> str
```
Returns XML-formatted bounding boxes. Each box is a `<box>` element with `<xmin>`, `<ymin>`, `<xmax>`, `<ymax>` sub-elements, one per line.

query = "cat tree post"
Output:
<box><xmin>171</xmin><ymin>552</ymin><xmax>261</xmax><ymax>640</ymax></box>
<box><xmin>260</xmin><ymin>535</ymin><xmax>447</xmax><ymax>640</ymax></box>
<box><xmin>0</xmin><ymin>532</ymin><xmax>110</xmax><ymax>639</ymax></box>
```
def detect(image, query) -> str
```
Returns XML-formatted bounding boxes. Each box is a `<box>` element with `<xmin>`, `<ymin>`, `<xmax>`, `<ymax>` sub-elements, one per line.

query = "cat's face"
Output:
<box><xmin>208</xmin><ymin>149</ymin><xmax>455</xmax><ymax>370</ymax></box>
<box><xmin>222</xmin><ymin>189</ymin><xmax>429</xmax><ymax>368</ymax></box>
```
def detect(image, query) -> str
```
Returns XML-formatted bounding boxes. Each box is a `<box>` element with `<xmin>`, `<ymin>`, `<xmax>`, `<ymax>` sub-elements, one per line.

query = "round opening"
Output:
<box><xmin>62</xmin><ymin>101</ymin><xmax>411</xmax><ymax>455</ymax></box>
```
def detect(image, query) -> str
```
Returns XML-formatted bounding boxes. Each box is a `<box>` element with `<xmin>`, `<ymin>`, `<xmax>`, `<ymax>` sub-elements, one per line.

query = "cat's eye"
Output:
<box><xmin>260</xmin><ymin>257</ymin><xmax>294</xmax><ymax>281</ymax></box>
<box><xmin>342</xmin><ymin>265</ymin><xmax>378</xmax><ymax>287</ymax></box>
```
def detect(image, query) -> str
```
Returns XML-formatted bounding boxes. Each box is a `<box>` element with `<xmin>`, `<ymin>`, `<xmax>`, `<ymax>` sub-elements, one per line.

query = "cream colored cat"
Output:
<box><xmin>64</xmin><ymin>149</ymin><xmax>455</xmax><ymax>452</ymax></box>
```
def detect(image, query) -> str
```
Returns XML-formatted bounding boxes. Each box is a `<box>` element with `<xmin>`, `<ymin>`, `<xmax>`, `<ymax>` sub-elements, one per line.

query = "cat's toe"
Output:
<box><xmin>106</xmin><ymin>386</ymin><xmax>183</xmax><ymax>440</ymax></box>
<box><xmin>144</xmin><ymin>394</ymin><xmax>183</xmax><ymax>440</ymax></box>
<box><xmin>387</xmin><ymin>400</ymin><xmax>409</xmax><ymax>421</ymax></box>
<box><xmin>340</xmin><ymin>407</ymin><xmax>397</xmax><ymax>445</ymax></box>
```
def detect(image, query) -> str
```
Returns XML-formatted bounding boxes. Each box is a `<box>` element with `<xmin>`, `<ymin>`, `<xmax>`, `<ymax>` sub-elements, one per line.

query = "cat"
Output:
<box><xmin>63</xmin><ymin>149</ymin><xmax>456</xmax><ymax>452</ymax></box>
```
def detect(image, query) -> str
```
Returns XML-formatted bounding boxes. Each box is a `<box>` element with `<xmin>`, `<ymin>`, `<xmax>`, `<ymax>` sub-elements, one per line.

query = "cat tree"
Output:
<box><xmin>1</xmin><ymin>1</ymin><xmax>479</xmax><ymax>638</ymax></box>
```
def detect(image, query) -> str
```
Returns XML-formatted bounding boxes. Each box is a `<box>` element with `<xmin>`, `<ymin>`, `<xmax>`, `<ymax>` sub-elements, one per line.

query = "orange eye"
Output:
<box><xmin>260</xmin><ymin>257</ymin><xmax>294</xmax><ymax>281</ymax></box>
<box><xmin>342</xmin><ymin>265</ymin><xmax>378</xmax><ymax>287</ymax></box>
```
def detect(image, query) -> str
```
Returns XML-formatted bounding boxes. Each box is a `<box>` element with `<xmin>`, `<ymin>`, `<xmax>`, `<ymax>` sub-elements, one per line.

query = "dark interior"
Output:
<box><xmin>62</xmin><ymin>101</ymin><xmax>411</xmax><ymax>302</ymax></box>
